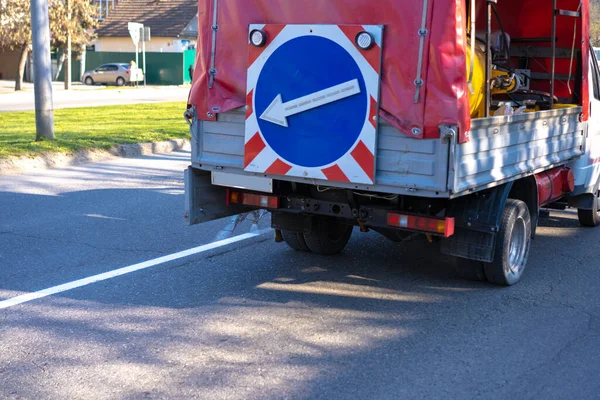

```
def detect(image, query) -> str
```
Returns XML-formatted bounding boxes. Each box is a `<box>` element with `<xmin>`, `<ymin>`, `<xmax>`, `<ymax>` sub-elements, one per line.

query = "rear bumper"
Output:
<box><xmin>268</xmin><ymin>194</ymin><xmax>455</xmax><ymax>237</ymax></box>
<box><xmin>186</xmin><ymin>166</ymin><xmax>454</xmax><ymax>237</ymax></box>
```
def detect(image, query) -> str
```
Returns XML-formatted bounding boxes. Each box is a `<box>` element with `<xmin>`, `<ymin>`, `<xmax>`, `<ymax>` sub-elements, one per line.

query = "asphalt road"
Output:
<box><xmin>0</xmin><ymin>82</ymin><xmax>190</xmax><ymax>112</ymax></box>
<box><xmin>1</xmin><ymin>151</ymin><xmax>599</xmax><ymax>399</ymax></box>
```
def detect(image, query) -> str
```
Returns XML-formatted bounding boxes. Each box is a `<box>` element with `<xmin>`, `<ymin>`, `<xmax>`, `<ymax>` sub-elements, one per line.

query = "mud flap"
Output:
<box><xmin>440</xmin><ymin>228</ymin><xmax>496</xmax><ymax>263</ymax></box>
<box><xmin>440</xmin><ymin>183</ymin><xmax>513</xmax><ymax>262</ymax></box>
<box><xmin>184</xmin><ymin>167</ymin><xmax>257</xmax><ymax>225</ymax></box>
<box><xmin>569</xmin><ymin>172</ymin><xmax>600</xmax><ymax>210</ymax></box>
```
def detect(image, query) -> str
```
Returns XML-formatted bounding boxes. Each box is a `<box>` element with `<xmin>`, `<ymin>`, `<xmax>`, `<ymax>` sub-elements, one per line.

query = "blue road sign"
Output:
<box><xmin>254</xmin><ymin>35</ymin><xmax>368</xmax><ymax>168</ymax></box>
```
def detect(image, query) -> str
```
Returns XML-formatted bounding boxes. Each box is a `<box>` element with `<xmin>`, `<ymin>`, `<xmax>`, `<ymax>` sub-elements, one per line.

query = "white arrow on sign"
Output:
<box><xmin>259</xmin><ymin>79</ymin><xmax>361</xmax><ymax>127</ymax></box>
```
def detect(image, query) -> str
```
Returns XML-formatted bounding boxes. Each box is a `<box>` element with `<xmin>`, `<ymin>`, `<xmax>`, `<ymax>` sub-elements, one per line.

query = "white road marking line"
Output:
<box><xmin>0</xmin><ymin>229</ymin><xmax>271</xmax><ymax>310</ymax></box>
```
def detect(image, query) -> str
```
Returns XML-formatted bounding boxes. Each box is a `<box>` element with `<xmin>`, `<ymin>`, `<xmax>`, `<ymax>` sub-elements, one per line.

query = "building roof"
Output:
<box><xmin>95</xmin><ymin>0</ymin><xmax>197</xmax><ymax>38</ymax></box>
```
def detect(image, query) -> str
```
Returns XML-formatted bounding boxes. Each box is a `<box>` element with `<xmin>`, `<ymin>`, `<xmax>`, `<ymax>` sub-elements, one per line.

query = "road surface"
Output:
<box><xmin>0</xmin><ymin>80</ymin><xmax>189</xmax><ymax>112</ymax></box>
<box><xmin>0</xmin><ymin>151</ymin><xmax>599</xmax><ymax>399</ymax></box>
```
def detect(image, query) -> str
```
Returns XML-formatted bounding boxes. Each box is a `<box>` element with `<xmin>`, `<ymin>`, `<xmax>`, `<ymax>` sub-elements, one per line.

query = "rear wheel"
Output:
<box><xmin>116</xmin><ymin>77</ymin><xmax>125</xmax><ymax>86</ymax></box>
<box><xmin>484</xmin><ymin>199</ymin><xmax>531</xmax><ymax>286</ymax></box>
<box><xmin>84</xmin><ymin>76</ymin><xmax>94</xmax><ymax>85</ymax></box>
<box><xmin>281</xmin><ymin>230</ymin><xmax>310</xmax><ymax>252</ymax></box>
<box><xmin>577</xmin><ymin>191</ymin><xmax>600</xmax><ymax>227</ymax></box>
<box><xmin>303</xmin><ymin>217</ymin><xmax>353</xmax><ymax>255</ymax></box>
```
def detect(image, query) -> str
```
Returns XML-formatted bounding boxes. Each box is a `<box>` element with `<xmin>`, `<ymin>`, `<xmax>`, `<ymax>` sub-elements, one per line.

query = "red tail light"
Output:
<box><xmin>387</xmin><ymin>212</ymin><xmax>455</xmax><ymax>237</ymax></box>
<box><xmin>227</xmin><ymin>189</ymin><xmax>279</xmax><ymax>209</ymax></box>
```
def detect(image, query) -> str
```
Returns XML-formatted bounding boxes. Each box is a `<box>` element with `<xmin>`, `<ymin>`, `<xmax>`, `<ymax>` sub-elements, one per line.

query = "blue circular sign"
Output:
<box><xmin>255</xmin><ymin>36</ymin><xmax>368</xmax><ymax>168</ymax></box>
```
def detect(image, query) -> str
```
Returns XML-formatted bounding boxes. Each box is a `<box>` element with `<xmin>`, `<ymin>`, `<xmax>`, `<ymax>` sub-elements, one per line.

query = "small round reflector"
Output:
<box><xmin>250</xmin><ymin>29</ymin><xmax>267</xmax><ymax>47</ymax></box>
<box><xmin>355</xmin><ymin>31</ymin><xmax>374</xmax><ymax>50</ymax></box>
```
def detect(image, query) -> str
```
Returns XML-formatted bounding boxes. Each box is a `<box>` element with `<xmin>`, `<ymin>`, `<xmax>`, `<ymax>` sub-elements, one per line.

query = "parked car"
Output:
<box><xmin>81</xmin><ymin>63</ymin><xmax>144</xmax><ymax>86</ymax></box>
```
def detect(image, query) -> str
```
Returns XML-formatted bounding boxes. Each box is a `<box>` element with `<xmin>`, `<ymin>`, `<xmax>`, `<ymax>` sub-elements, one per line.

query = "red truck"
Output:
<box><xmin>184</xmin><ymin>0</ymin><xmax>600</xmax><ymax>286</ymax></box>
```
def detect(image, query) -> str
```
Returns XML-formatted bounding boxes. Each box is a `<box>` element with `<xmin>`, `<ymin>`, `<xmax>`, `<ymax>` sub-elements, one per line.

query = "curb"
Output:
<box><xmin>0</xmin><ymin>138</ymin><xmax>190</xmax><ymax>175</ymax></box>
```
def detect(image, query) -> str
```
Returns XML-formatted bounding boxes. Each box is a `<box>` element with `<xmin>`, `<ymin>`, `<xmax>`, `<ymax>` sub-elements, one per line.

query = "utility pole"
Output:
<box><xmin>30</xmin><ymin>0</ymin><xmax>55</xmax><ymax>140</ymax></box>
<box><xmin>127</xmin><ymin>22</ymin><xmax>142</xmax><ymax>86</ymax></box>
<box><xmin>142</xmin><ymin>27</ymin><xmax>147</xmax><ymax>87</ymax></box>
<box><xmin>80</xmin><ymin>45</ymin><xmax>86</xmax><ymax>82</ymax></box>
<box><xmin>65</xmin><ymin>0</ymin><xmax>72</xmax><ymax>90</ymax></box>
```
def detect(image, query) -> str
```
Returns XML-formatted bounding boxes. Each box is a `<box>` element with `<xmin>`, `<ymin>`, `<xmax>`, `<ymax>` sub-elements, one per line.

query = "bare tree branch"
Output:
<box><xmin>0</xmin><ymin>0</ymin><xmax>97</xmax><ymax>91</ymax></box>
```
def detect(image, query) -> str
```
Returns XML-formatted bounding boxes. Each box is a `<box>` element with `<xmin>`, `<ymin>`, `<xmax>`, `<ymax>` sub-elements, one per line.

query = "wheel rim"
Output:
<box><xmin>508</xmin><ymin>216</ymin><xmax>527</xmax><ymax>275</ymax></box>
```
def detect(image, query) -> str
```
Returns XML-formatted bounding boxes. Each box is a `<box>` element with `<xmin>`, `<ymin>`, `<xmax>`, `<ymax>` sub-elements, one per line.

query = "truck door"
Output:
<box><xmin>570</xmin><ymin>47</ymin><xmax>600</xmax><ymax>195</ymax></box>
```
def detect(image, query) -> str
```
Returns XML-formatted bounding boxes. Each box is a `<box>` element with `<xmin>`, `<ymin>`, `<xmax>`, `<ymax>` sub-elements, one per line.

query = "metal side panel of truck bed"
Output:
<box><xmin>450</xmin><ymin>107</ymin><xmax>585</xmax><ymax>196</ymax></box>
<box><xmin>191</xmin><ymin>108</ymin><xmax>451</xmax><ymax>196</ymax></box>
<box><xmin>190</xmin><ymin>106</ymin><xmax>585</xmax><ymax>198</ymax></box>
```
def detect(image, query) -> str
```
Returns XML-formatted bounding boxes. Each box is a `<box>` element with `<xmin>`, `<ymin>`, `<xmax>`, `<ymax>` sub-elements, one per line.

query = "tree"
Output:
<box><xmin>0</xmin><ymin>0</ymin><xmax>97</xmax><ymax>91</ymax></box>
<box><xmin>0</xmin><ymin>0</ymin><xmax>32</xmax><ymax>91</ymax></box>
<box><xmin>591</xmin><ymin>0</ymin><xmax>600</xmax><ymax>47</ymax></box>
<box><xmin>49</xmin><ymin>0</ymin><xmax>97</xmax><ymax>83</ymax></box>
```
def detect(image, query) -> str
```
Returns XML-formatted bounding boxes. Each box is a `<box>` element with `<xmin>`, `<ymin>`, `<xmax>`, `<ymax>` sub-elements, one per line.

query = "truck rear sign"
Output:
<box><xmin>244</xmin><ymin>24</ymin><xmax>383</xmax><ymax>185</ymax></box>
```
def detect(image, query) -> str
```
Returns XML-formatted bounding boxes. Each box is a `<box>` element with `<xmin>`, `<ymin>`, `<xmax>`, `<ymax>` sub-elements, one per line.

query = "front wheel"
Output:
<box><xmin>484</xmin><ymin>199</ymin><xmax>532</xmax><ymax>286</ymax></box>
<box><xmin>303</xmin><ymin>217</ymin><xmax>353</xmax><ymax>255</ymax></box>
<box><xmin>84</xmin><ymin>76</ymin><xmax>94</xmax><ymax>85</ymax></box>
<box><xmin>577</xmin><ymin>191</ymin><xmax>600</xmax><ymax>227</ymax></box>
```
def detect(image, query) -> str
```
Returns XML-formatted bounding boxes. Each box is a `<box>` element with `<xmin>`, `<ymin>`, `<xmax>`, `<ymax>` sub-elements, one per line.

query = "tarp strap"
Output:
<box><xmin>467</xmin><ymin>0</ymin><xmax>476</xmax><ymax>94</ymax></box>
<box><xmin>413</xmin><ymin>0</ymin><xmax>429</xmax><ymax>103</ymax></box>
<box><xmin>567</xmin><ymin>1</ymin><xmax>582</xmax><ymax>95</ymax></box>
<box><xmin>208</xmin><ymin>0</ymin><xmax>219</xmax><ymax>89</ymax></box>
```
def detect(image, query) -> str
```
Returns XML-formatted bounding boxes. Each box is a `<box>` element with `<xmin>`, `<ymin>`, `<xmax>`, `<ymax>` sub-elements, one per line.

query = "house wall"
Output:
<box><xmin>85</xmin><ymin>50</ymin><xmax>196</xmax><ymax>85</ymax></box>
<box><xmin>183</xmin><ymin>49</ymin><xmax>196</xmax><ymax>84</ymax></box>
<box><xmin>0</xmin><ymin>49</ymin><xmax>22</xmax><ymax>80</ymax></box>
<box><xmin>93</xmin><ymin>37</ymin><xmax>195</xmax><ymax>53</ymax></box>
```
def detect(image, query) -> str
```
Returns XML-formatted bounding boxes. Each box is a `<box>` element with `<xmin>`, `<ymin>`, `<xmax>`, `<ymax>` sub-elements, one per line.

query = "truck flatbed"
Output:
<box><xmin>190</xmin><ymin>106</ymin><xmax>584</xmax><ymax>198</ymax></box>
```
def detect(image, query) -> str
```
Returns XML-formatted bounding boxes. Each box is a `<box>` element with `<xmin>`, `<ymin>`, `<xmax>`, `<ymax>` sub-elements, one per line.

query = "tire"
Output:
<box><xmin>281</xmin><ymin>230</ymin><xmax>311</xmax><ymax>252</ymax></box>
<box><xmin>303</xmin><ymin>217</ymin><xmax>353</xmax><ymax>255</ymax></box>
<box><xmin>84</xmin><ymin>77</ymin><xmax>94</xmax><ymax>85</ymax></box>
<box><xmin>578</xmin><ymin>191</ymin><xmax>600</xmax><ymax>227</ymax></box>
<box><xmin>484</xmin><ymin>199</ymin><xmax>531</xmax><ymax>286</ymax></box>
<box><xmin>116</xmin><ymin>77</ymin><xmax>125</xmax><ymax>86</ymax></box>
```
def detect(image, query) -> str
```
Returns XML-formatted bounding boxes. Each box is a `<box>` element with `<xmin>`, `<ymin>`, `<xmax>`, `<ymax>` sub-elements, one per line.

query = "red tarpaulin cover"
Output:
<box><xmin>189</xmin><ymin>0</ymin><xmax>589</xmax><ymax>143</ymax></box>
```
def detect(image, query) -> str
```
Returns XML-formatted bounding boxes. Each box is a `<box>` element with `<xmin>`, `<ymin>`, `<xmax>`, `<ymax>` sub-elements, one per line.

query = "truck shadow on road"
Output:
<box><xmin>1</xmin><ymin>190</ymin><xmax>597</xmax><ymax>399</ymax></box>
